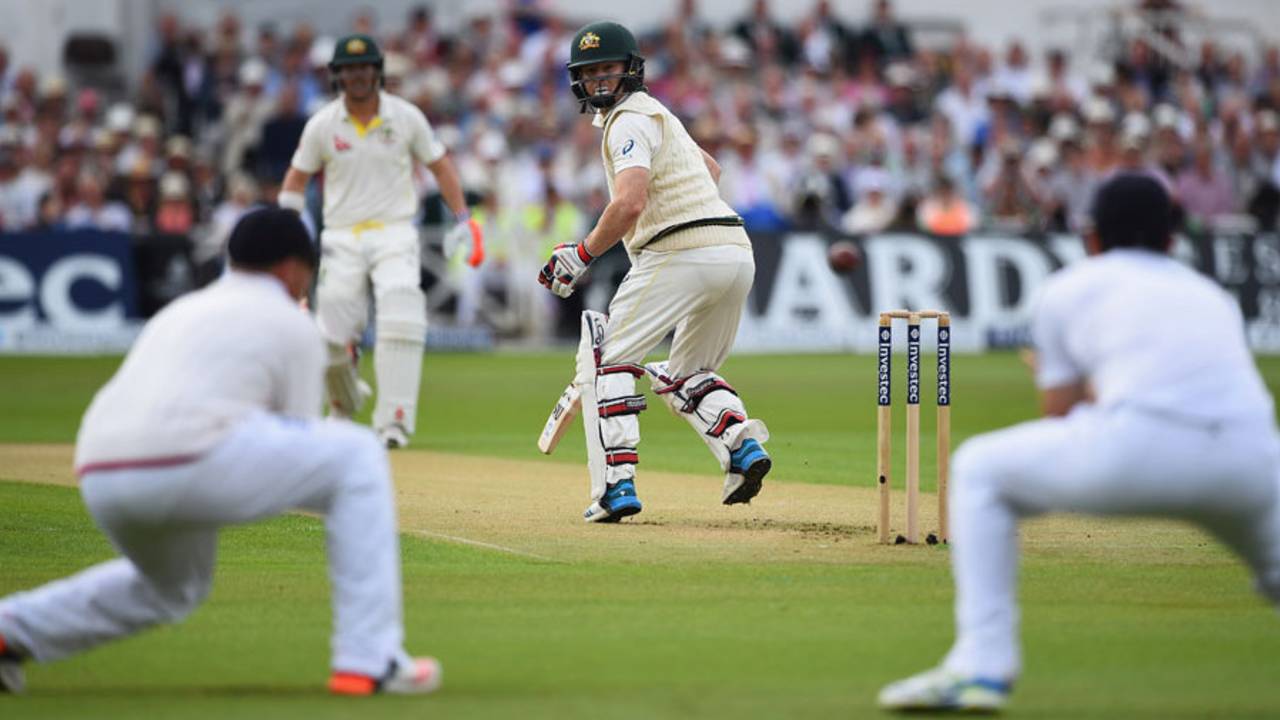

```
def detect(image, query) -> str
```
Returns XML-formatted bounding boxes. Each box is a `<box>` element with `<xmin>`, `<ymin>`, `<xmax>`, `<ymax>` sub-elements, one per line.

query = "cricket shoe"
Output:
<box><xmin>0</xmin><ymin>633</ymin><xmax>25</xmax><ymax>695</ymax></box>
<box><xmin>377</xmin><ymin>423</ymin><xmax>410</xmax><ymax>450</ymax></box>
<box><xmin>877</xmin><ymin>666</ymin><xmax>1011</xmax><ymax>713</ymax></box>
<box><xmin>723</xmin><ymin>439</ymin><xmax>771</xmax><ymax>505</ymax></box>
<box><xmin>329</xmin><ymin>655</ymin><xmax>442</xmax><ymax>696</ymax></box>
<box><xmin>584</xmin><ymin>479</ymin><xmax>643</xmax><ymax>523</ymax></box>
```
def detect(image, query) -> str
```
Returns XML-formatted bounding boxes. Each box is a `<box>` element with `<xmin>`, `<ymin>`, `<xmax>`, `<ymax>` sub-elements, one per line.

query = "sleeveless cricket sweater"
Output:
<box><xmin>600</xmin><ymin>92</ymin><xmax>750</xmax><ymax>255</ymax></box>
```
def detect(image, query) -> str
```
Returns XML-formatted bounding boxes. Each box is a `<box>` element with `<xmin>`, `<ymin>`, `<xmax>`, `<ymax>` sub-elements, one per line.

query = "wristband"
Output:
<box><xmin>576</xmin><ymin>243</ymin><xmax>594</xmax><ymax>263</ymax></box>
<box><xmin>278</xmin><ymin>190</ymin><xmax>306</xmax><ymax>212</ymax></box>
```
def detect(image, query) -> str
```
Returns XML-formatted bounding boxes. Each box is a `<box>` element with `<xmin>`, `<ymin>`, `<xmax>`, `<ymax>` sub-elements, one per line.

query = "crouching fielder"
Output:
<box><xmin>280</xmin><ymin>34</ymin><xmax>483</xmax><ymax>449</ymax></box>
<box><xmin>0</xmin><ymin>210</ymin><xmax>440</xmax><ymax>696</ymax></box>
<box><xmin>539</xmin><ymin>21</ymin><xmax>771</xmax><ymax>523</ymax></box>
<box><xmin>878</xmin><ymin>174</ymin><xmax>1280</xmax><ymax>713</ymax></box>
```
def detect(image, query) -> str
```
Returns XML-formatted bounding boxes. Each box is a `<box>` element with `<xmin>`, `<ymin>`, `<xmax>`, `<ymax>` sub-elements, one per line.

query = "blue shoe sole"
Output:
<box><xmin>596</xmin><ymin>496</ymin><xmax>643</xmax><ymax>523</ymax></box>
<box><xmin>724</xmin><ymin>456</ymin><xmax>771</xmax><ymax>505</ymax></box>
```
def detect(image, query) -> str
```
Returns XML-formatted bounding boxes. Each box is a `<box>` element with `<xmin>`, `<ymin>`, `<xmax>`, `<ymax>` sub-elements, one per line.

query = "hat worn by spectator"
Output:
<box><xmin>105</xmin><ymin>102</ymin><xmax>135</xmax><ymax>134</ymax></box>
<box><xmin>159</xmin><ymin>171</ymin><xmax>190</xmax><ymax>200</ymax></box>
<box><xmin>227</xmin><ymin>207</ymin><xmax>317</xmax><ymax>269</ymax></box>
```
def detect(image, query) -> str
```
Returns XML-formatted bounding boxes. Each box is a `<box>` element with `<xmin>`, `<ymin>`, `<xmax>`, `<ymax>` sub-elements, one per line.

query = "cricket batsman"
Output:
<box><xmin>539</xmin><ymin>21</ymin><xmax>772</xmax><ymax>522</ymax></box>
<box><xmin>280</xmin><ymin>34</ymin><xmax>483</xmax><ymax>448</ymax></box>
<box><xmin>878</xmin><ymin>174</ymin><xmax>1280</xmax><ymax>712</ymax></box>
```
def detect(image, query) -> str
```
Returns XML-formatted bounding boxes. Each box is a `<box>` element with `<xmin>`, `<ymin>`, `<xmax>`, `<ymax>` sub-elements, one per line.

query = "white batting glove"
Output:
<box><xmin>538</xmin><ymin>242</ymin><xmax>594</xmax><ymax>298</ymax></box>
<box><xmin>443</xmin><ymin>217</ymin><xmax>485</xmax><ymax>267</ymax></box>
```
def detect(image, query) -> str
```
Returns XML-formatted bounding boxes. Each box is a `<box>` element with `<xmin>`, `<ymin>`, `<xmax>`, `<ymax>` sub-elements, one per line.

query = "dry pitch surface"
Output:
<box><xmin>0</xmin><ymin>443</ymin><xmax>1218</xmax><ymax>567</ymax></box>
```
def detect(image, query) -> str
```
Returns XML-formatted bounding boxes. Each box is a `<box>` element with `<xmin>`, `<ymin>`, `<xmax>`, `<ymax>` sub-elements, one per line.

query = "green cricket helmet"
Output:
<box><xmin>566</xmin><ymin>21</ymin><xmax>645</xmax><ymax>112</ymax></box>
<box><xmin>330</xmin><ymin>33</ymin><xmax>384</xmax><ymax>73</ymax></box>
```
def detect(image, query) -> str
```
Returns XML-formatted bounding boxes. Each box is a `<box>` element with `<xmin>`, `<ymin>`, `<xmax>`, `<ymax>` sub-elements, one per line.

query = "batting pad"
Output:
<box><xmin>644</xmin><ymin>361</ymin><xmax>769</xmax><ymax>472</ymax></box>
<box><xmin>372</xmin><ymin>287</ymin><xmax>426</xmax><ymax>434</ymax></box>
<box><xmin>576</xmin><ymin>311</ymin><xmax>646</xmax><ymax>502</ymax></box>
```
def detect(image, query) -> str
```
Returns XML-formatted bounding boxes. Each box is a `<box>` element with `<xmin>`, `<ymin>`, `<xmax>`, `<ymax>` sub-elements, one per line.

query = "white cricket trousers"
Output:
<box><xmin>601</xmin><ymin>243</ymin><xmax>755</xmax><ymax>371</ymax></box>
<box><xmin>0</xmin><ymin>413</ymin><xmax>408</xmax><ymax>677</ymax></box>
<box><xmin>942</xmin><ymin>404</ymin><xmax>1280</xmax><ymax>681</ymax></box>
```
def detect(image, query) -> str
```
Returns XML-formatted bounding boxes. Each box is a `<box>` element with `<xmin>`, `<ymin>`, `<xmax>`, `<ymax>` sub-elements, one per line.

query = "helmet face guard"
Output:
<box><xmin>568</xmin><ymin>55</ymin><xmax>645</xmax><ymax>112</ymax></box>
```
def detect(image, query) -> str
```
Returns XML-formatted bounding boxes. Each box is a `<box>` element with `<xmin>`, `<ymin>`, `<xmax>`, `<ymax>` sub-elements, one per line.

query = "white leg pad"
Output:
<box><xmin>373</xmin><ymin>286</ymin><xmax>427</xmax><ymax>435</ymax></box>
<box><xmin>325</xmin><ymin>342</ymin><xmax>371</xmax><ymax>418</ymax></box>
<box><xmin>644</xmin><ymin>361</ymin><xmax>769</xmax><ymax>473</ymax></box>
<box><xmin>576</xmin><ymin>311</ymin><xmax>645</xmax><ymax>502</ymax></box>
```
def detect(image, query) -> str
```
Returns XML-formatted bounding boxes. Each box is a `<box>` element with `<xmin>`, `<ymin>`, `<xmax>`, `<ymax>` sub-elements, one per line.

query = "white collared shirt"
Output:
<box><xmin>1032</xmin><ymin>248</ymin><xmax>1273</xmax><ymax>422</ymax></box>
<box><xmin>291</xmin><ymin>91</ymin><xmax>446</xmax><ymax>229</ymax></box>
<box><xmin>74</xmin><ymin>271</ymin><xmax>325</xmax><ymax>471</ymax></box>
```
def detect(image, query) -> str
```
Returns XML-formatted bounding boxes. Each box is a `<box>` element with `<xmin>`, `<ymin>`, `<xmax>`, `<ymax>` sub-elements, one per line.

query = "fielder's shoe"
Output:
<box><xmin>723</xmin><ymin>439</ymin><xmax>771</xmax><ymax>505</ymax></box>
<box><xmin>583</xmin><ymin>479</ymin><xmax>643</xmax><ymax>523</ymax></box>
<box><xmin>329</xmin><ymin>656</ymin><xmax>442</xmax><ymax>696</ymax></box>
<box><xmin>0</xmin><ymin>633</ymin><xmax>26</xmax><ymax>695</ymax></box>
<box><xmin>378</xmin><ymin>423</ymin><xmax>410</xmax><ymax>450</ymax></box>
<box><xmin>877</xmin><ymin>666</ymin><xmax>1011</xmax><ymax>713</ymax></box>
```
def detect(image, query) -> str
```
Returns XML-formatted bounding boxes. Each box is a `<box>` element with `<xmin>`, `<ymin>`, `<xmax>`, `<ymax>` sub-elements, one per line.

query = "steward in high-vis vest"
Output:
<box><xmin>538</xmin><ymin>21</ymin><xmax>773</xmax><ymax>524</ymax></box>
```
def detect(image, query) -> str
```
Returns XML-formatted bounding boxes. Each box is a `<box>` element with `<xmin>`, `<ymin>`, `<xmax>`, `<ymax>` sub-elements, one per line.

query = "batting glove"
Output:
<box><xmin>444</xmin><ymin>217</ymin><xmax>485</xmax><ymax>267</ymax></box>
<box><xmin>538</xmin><ymin>242</ymin><xmax>593</xmax><ymax>298</ymax></box>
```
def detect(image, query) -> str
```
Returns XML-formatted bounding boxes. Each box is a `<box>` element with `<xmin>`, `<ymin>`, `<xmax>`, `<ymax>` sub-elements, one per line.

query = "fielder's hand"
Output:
<box><xmin>444</xmin><ymin>218</ymin><xmax>485</xmax><ymax>267</ymax></box>
<box><xmin>538</xmin><ymin>243</ymin><xmax>593</xmax><ymax>298</ymax></box>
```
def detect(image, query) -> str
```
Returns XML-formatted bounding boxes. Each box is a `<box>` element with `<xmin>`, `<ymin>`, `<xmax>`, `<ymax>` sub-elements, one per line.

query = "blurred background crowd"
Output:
<box><xmin>2</xmin><ymin>0</ymin><xmax>1279</xmax><ymax>305</ymax></box>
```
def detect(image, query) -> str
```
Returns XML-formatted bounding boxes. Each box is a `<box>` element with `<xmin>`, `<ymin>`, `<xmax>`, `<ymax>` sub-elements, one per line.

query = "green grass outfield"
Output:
<box><xmin>1</xmin><ymin>352</ymin><xmax>1279</xmax><ymax>719</ymax></box>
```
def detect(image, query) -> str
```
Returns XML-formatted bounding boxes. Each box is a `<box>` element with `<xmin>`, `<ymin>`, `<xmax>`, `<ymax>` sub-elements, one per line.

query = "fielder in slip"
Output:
<box><xmin>280</xmin><ymin>34</ymin><xmax>484</xmax><ymax>449</ymax></box>
<box><xmin>0</xmin><ymin>209</ymin><xmax>439</xmax><ymax>697</ymax></box>
<box><xmin>538</xmin><ymin>21</ymin><xmax>772</xmax><ymax>523</ymax></box>
<box><xmin>879</xmin><ymin>174</ymin><xmax>1280</xmax><ymax>713</ymax></box>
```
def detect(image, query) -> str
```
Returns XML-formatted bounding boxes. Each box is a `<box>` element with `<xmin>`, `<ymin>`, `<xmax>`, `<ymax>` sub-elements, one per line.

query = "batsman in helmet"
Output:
<box><xmin>280</xmin><ymin>34</ymin><xmax>484</xmax><ymax>448</ymax></box>
<box><xmin>539</xmin><ymin>21</ymin><xmax>772</xmax><ymax>522</ymax></box>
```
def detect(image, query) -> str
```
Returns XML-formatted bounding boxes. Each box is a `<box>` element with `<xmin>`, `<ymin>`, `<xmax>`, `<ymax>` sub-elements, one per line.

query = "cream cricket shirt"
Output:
<box><xmin>291</xmin><ymin>91</ymin><xmax>446</xmax><ymax>230</ymax></box>
<box><xmin>74</xmin><ymin>271</ymin><xmax>325</xmax><ymax>472</ymax></box>
<box><xmin>1032</xmin><ymin>248</ymin><xmax>1274</xmax><ymax>422</ymax></box>
<box><xmin>596</xmin><ymin>92</ymin><xmax>745</xmax><ymax>255</ymax></box>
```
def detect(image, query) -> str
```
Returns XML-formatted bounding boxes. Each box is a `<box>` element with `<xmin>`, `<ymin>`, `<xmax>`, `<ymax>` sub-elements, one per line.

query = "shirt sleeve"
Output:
<box><xmin>278</xmin><ymin>317</ymin><xmax>325</xmax><ymax>419</ymax></box>
<box><xmin>607</xmin><ymin>113</ymin><xmax>663</xmax><ymax>173</ymax></box>
<box><xmin>1030</xmin><ymin>279</ymin><xmax>1085</xmax><ymax>389</ymax></box>
<box><xmin>409</xmin><ymin>105</ymin><xmax>447</xmax><ymax>165</ymax></box>
<box><xmin>290</xmin><ymin>115</ymin><xmax>326</xmax><ymax>173</ymax></box>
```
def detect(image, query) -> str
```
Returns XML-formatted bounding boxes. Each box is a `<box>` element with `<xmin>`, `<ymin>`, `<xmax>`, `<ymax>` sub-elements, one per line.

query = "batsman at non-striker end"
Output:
<box><xmin>539</xmin><ymin>21</ymin><xmax>772</xmax><ymax>523</ymax></box>
<box><xmin>280</xmin><ymin>34</ymin><xmax>484</xmax><ymax>448</ymax></box>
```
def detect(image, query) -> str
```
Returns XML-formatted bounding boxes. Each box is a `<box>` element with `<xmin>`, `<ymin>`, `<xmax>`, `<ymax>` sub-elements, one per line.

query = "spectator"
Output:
<box><xmin>1175</xmin><ymin>138</ymin><xmax>1238</xmax><ymax>225</ymax></box>
<box><xmin>859</xmin><ymin>0</ymin><xmax>913</xmax><ymax>65</ymax></box>
<box><xmin>33</xmin><ymin>191</ymin><xmax>65</xmax><ymax>231</ymax></box>
<box><xmin>841</xmin><ymin>168</ymin><xmax>898</xmax><ymax>235</ymax></box>
<box><xmin>199</xmin><ymin>172</ymin><xmax>259</xmax><ymax>280</ymax></box>
<box><xmin>65</xmin><ymin>171</ymin><xmax>131</xmax><ymax>232</ymax></box>
<box><xmin>916</xmin><ymin>174</ymin><xmax>976</xmax><ymax>237</ymax></box>
<box><xmin>936</xmin><ymin>62</ymin><xmax>988</xmax><ymax>150</ymax></box>
<box><xmin>732</xmin><ymin>0</ymin><xmax>798</xmax><ymax>66</ymax></box>
<box><xmin>982</xmin><ymin>140</ymin><xmax>1039</xmax><ymax>233</ymax></box>
<box><xmin>155</xmin><ymin>171</ymin><xmax>195</xmax><ymax>235</ymax></box>
<box><xmin>219</xmin><ymin>59</ymin><xmax>274</xmax><ymax>175</ymax></box>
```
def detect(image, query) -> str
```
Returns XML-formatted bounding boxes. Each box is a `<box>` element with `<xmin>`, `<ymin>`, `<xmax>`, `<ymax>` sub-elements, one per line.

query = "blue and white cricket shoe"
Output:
<box><xmin>877</xmin><ymin>667</ymin><xmax>1011</xmax><ymax>713</ymax></box>
<box><xmin>723</xmin><ymin>438</ymin><xmax>771</xmax><ymax>505</ymax></box>
<box><xmin>584</xmin><ymin>479</ymin><xmax>643</xmax><ymax>523</ymax></box>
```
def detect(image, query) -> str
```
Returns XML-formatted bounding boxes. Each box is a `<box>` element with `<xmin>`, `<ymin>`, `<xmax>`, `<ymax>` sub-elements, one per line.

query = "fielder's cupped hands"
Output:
<box><xmin>444</xmin><ymin>217</ymin><xmax>486</xmax><ymax>267</ymax></box>
<box><xmin>538</xmin><ymin>242</ymin><xmax>594</xmax><ymax>298</ymax></box>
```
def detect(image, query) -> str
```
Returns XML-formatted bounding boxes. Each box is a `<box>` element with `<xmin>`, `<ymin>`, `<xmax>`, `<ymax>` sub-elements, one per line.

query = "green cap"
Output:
<box><xmin>330</xmin><ymin>34</ymin><xmax>383</xmax><ymax>70</ymax></box>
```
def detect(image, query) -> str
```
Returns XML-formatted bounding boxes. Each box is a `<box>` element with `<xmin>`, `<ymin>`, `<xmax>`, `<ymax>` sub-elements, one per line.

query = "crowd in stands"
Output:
<box><xmin>2</xmin><ymin>0</ymin><xmax>1280</xmax><ymax>269</ymax></box>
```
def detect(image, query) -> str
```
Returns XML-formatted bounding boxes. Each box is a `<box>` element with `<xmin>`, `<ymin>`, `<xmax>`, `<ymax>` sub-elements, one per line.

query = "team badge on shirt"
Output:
<box><xmin>334</xmin><ymin>135</ymin><xmax>352</xmax><ymax>152</ymax></box>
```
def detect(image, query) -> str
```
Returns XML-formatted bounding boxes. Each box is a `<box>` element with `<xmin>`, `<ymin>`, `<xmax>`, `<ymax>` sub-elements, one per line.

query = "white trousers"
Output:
<box><xmin>0</xmin><ymin>413</ymin><xmax>408</xmax><ymax>677</ymax></box>
<box><xmin>315</xmin><ymin>222</ymin><xmax>421</xmax><ymax>344</ymax></box>
<box><xmin>601</xmin><ymin>243</ymin><xmax>755</xmax><ymax>371</ymax></box>
<box><xmin>942</xmin><ymin>404</ymin><xmax>1280</xmax><ymax>680</ymax></box>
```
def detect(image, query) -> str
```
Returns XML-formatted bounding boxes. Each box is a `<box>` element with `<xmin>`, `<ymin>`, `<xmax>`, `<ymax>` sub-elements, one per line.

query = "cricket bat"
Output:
<box><xmin>537</xmin><ymin>384</ymin><xmax>582</xmax><ymax>454</ymax></box>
